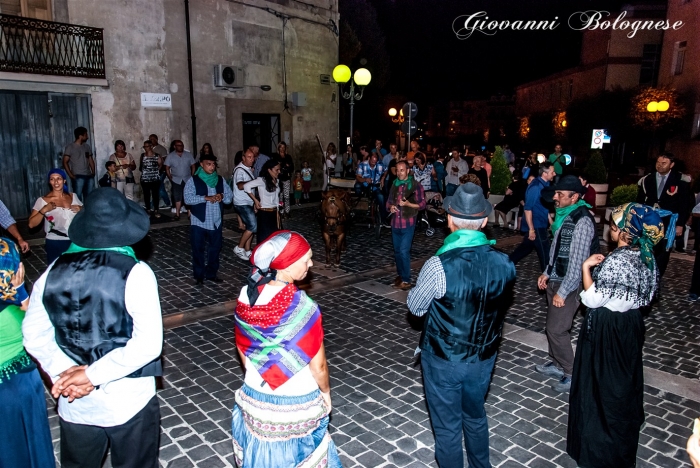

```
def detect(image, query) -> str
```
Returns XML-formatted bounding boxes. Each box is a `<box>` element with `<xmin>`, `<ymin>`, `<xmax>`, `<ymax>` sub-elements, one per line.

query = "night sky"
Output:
<box><xmin>370</xmin><ymin>0</ymin><xmax>628</xmax><ymax>100</ymax></box>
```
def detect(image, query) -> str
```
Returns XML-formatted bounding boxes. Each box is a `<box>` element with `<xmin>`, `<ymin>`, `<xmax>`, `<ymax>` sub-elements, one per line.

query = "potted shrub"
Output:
<box><xmin>609</xmin><ymin>184</ymin><xmax>638</xmax><ymax>207</ymax></box>
<box><xmin>603</xmin><ymin>184</ymin><xmax>639</xmax><ymax>242</ymax></box>
<box><xmin>488</xmin><ymin>146</ymin><xmax>513</xmax><ymax>223</ymax></box>
<box><xmin>585</xmin><ymin>151</ymin><xmax>609</xmax><ymax>206</ymax></box>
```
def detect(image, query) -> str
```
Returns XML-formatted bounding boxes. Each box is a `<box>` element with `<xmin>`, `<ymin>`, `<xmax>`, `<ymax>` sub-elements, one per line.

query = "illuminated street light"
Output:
<box><xmin>333</xmin><ymin>64</ymin><xmax>372</xmax><ymax>150</ymax></box>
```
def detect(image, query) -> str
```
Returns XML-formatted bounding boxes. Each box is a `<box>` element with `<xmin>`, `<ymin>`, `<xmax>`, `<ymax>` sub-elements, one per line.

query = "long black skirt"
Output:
<box><xmin>256</xmin><ymin>209</ymin><xmax>281</xmax><ymax>244</ymax></box>
<box><xmin>567</xmin><ymin>307</ymin><xmax>645</xmax><ymax>468</ymax></box>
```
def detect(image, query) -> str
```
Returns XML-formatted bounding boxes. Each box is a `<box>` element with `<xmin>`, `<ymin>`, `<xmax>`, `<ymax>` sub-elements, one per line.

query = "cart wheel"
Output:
<box><xmin>426</xmin><ymin>227</ymin><xmax>435</xmax><ymax>237</ymax></box>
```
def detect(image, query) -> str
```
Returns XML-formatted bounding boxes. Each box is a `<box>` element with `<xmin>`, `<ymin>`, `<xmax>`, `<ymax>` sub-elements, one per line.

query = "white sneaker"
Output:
<box><xmin>180</xmin><ymin>206</ymin><xmax>188</xmax><ymax>213</ymax></box>
<box><xmin>171</xmin><ymin>208</ymin><xmax>177</xmax><ymax>213</ymax></box>
<box><xmin>245</xmin><ymin>250</ymin><xmax>252</xmax><ymax>258</ymax></box>
<box><xmin>234</xmin><ymin>246</ymin><xmax>249</xmax><ymax>261</ymax></box>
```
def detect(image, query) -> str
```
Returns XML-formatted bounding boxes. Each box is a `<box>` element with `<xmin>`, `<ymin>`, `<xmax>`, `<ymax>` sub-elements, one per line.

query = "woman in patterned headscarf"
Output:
<box><xmin>0</xmin><ymin>238</ymin><xmax>54</xmax><ymax>467</ymax></box>
<box><xmin>231</xmin><ymin>231</ymin><xmax>342</xmax><ymax>468</ymax></box>
<box><xmin>567</xmin><ymin>203</ymin><xmax>664</xmax><ymax>468</ymax></box>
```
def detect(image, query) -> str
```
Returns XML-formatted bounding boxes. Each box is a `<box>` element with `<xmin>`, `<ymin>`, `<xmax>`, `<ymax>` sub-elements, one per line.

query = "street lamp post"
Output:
<box><xmin>388</xmin><ymin>108</ymin><xmax>405</xmax><ymax>148</ymax></box>
<box><xmin>647</xmin><ymin>100</ymin><xmax>669</xmax><ymax>156</ymax></box>
<box><xmin>333</xmin><ymin>65</ymin><xmax>371</xmax><ymax>147</ymax></box>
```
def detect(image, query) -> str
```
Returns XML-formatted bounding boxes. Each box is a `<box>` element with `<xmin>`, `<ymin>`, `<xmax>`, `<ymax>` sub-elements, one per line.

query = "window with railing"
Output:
<box><xmin>0</xmin><ymin>13</ymin><xmax>105</xmax><ymax>78</ymax></box>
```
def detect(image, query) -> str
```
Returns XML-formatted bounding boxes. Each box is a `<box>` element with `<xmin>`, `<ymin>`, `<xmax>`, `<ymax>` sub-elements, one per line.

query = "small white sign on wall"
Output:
<box><xmin>141</xmin><ymin>93</ymin><xmax>172</xmax><ymax>109</ymax></box>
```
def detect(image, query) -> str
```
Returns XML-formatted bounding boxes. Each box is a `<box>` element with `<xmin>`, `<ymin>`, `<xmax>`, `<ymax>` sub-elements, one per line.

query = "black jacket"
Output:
<box><xmin>637</xmin><ymin>170</ymin><xmax>692</xmax><ymax>224</ymax></box>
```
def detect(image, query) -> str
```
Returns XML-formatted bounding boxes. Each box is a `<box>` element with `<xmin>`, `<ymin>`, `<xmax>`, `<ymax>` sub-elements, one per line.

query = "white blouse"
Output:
<box><xmin>32</xmin><ymin>194</ymin><xmax>83</xmax><ymax>240</ymax></box>
<box><xmin>580</xmin><ymin>285</ymin><xmax>637</xmax><ymax>312</ymax></box>
<box><xmin>237</xmin><ymin>284</ymin><xmax>317</xmax><ymax>396</ymax></box>
<box><xmin>243</xmin><ymin>177</ymin><xmax>280</xmax><ymax>209</ymax></box>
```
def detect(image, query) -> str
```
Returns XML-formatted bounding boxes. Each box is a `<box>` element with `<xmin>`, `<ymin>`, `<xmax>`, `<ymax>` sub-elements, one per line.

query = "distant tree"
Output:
<box><xmin>339</xmin><ymin>0</ymin><xmax>391</xmax><ymax>88</ymax></box>
<box><xmin>629</xmin><ymin>87</ymin><xmax>685</xmax><ymax>133</ymax></box>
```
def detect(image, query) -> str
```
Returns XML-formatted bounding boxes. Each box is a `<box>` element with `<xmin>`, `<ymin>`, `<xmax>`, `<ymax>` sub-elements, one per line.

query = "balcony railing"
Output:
<box><xmin>0</xmin><ymin>14</ymin><xmax>105</xmax><ymax>79</ymax></box>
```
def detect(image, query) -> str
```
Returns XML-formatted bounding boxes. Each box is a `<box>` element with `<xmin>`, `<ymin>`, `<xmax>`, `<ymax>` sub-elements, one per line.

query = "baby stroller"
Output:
<box><xmin>417</xmin><ymin>190</ymin><xmax>447</xmax><ymax>237</ymax></box>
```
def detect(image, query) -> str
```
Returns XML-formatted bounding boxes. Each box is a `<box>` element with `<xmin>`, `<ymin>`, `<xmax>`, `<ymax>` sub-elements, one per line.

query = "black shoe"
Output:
<box><xmin>207</xmin><ymin>277</ymin><xmax>224</xmax><ymax>283</ymax></box>
<box><xmin>195</xmin><ymin>278</ymin><xmax>204</xmax><ymax>286</ymax></box>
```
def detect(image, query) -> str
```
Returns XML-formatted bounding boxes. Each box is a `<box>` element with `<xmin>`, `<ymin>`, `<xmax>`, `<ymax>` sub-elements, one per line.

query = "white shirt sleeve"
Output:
<box><xmin>579</xmin><ymin>284</ymin><xmax>610</xmax><ymax>309</ymax></box>
<box><xmin>23</xmin><ymin>270</ymin><xmax>78</xmax><ymax>382</ymax></box>
<box><xmin>72</xmin><ymin>193</ymin><xmax>83</xmax><ymax>206</ymax></box>
<box><xmin>244</xmin><ymin>177</ymin><xmax>264</xmax><ymax>194</ymax></box>
<box><xmin>85</xmin><ymin>262</ymin><xmax>163</xmax><ymax>386</ymax></box>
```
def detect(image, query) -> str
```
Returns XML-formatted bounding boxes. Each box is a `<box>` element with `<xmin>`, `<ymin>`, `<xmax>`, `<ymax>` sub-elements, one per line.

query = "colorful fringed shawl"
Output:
<box><xmin>235</xmin><ymin>284</ymin><xmax>324</xmax><ymax>390</ymax></box>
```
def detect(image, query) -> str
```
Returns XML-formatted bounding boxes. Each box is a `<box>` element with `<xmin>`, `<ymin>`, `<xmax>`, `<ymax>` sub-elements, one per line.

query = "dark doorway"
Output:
<box><xmin>0</xmin><ymin>91</ymin><xmax>94</xmax><ymax>218</ymax></box>
<box><xmin>242</xmin><ymin>113</ymin><xmax>280</xmax><ymax>156</ymax></box>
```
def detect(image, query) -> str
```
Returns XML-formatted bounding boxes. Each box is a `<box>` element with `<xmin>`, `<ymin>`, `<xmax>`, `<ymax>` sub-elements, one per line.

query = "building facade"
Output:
<box><xmin>0</xmin><ymin>0</ymin><xmax>339</xmax><ymax>217</ymax></box>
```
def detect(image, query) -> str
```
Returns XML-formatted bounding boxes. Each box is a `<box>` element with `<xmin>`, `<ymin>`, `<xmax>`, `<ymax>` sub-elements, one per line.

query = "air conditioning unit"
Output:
<box><xmin>213</xmin><ymin>65</ymin><xmax>245</xmax><ymax>89</ymax></box>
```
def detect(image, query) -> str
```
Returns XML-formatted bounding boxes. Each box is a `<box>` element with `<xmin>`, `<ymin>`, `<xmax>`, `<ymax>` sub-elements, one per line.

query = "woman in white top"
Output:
<box><xmin>244</xmin><ymin>158</ymin><xmax>281</xmax><ymax>243</ymax></box>
<box><xmin>231</xmin><ymin>231</ymin><xmax>341</xmax><ymax>468</ymax></box>
<box><xmin>108</xmin><ymin>139</ymin><xmax>137</xmax><ymax>200</ymax></box>
<box><xmin>27</xmin><ymin>168</ymin><xmax>83</xmax><ymax>264</ymax></box>
<box><xmin>567</xmin><ymin>203</ymin><xmax>664</xmax><ymax>468</ymax></box>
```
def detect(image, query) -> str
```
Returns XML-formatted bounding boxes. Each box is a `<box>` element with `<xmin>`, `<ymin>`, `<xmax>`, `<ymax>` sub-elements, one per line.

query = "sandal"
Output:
<box><xmin>154</xmin><ymin>212</ymin><xmax>162</xmax><ymax>219</ymax></box>
<box><xmin>174</xmin><ymin>215</ymin><xmax>180</xmax><ymax>221</ymax></box>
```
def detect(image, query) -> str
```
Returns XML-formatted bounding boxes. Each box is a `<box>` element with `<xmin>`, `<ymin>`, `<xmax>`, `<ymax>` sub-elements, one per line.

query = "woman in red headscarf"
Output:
<box><xmin>231</xmin><ymin>231</ymin><xmax>342</xmax><ymax>468</ymax></box>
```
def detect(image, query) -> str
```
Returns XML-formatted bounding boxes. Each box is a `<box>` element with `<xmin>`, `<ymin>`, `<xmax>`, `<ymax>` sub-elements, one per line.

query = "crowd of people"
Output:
<box><xmin>2</xmin><ymin>129</ymin><xmax>700</xmax><ymax>468</ymax></box>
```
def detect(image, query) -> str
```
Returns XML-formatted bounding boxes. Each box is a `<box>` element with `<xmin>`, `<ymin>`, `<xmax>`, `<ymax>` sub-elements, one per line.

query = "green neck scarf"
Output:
<box><xmin>195</xmin><ymin>166</ymin><xmax>219</xmax><ymax>188</ymax></box>
<box><xmin>436</xmin><ymin>229</ymin><xmax>496</xmax><ymax>255</ymax></box>
<box><xmin>393</xmin><ymin>175</ymin><xmax>414</xmax><ymax>190</ymax></box>
<box><xmin>63</xmin><ymin>243</ymin><xmax>138</xmax><ymax>262</ymax></box>
<box><xmin>551</xmin><ymin>199</ymin><xmax>591</xmax><ymax>234</ymax></box>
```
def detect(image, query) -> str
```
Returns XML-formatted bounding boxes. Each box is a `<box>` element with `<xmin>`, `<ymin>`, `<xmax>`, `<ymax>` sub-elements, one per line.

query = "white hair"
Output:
<box><xmin>451</xmin><ymin>216</ymin><xmax>486</xmax><ymax>230</ymax></box>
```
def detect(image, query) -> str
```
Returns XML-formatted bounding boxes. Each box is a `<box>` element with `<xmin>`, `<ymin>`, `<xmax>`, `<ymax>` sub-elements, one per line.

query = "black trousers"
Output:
<box><xmin>141</xmin><ymin>180</ymin><xmax>161</xmax><ymax>211</ymax></box>
<box><xmin>59</xmin><ymin>395</ymin><xmax>160</xmax><ymax>468</ymax></box>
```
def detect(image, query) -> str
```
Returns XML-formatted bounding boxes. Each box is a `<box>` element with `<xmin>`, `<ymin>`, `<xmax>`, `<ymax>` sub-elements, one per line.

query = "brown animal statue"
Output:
<box><xmin>320</xmin><ymin>189</ymin><xmax>350</xmax><ymax>266</ymax></box>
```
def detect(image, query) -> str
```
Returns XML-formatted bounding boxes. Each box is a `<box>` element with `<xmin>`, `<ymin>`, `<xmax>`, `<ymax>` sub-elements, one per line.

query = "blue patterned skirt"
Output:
<box><xmin>231</xmin><ymin>384</ymin><xmax>342</xmax><ymax>468</ymax></box>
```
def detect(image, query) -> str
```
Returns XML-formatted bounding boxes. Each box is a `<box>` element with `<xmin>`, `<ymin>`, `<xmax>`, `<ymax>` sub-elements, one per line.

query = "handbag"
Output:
<box><xmin>114</xmin><ymin>154</ymin><xmax>136</xmax><ymax>184</ymax></box>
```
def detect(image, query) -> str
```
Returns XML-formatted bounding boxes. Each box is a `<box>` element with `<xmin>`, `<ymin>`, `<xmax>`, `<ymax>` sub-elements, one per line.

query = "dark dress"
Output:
<box><xmin>471</xmin><ymin>167</ymin><xmax>489</xmax><ymax>197</ymax></box>
<box><xmin>567</xmin><ymin>308</ymin><xmax>646</xmax><ymax>468</ymax></box>
<box><xmin>494</xmin><ymin>180</ymin><xmax>525</xmax><ymax>213</ymax></box>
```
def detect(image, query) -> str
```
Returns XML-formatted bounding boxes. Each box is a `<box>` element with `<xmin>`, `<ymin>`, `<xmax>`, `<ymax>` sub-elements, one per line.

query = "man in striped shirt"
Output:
<box><xmin>386</xmin><ymin>160</ymin><xmax>426</xmax><ymax>290</ymax></box>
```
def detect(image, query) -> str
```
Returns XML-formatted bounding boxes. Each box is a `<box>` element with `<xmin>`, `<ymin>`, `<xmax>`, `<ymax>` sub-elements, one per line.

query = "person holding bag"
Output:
<box><xmin>109</xmin><ymin>139</ymin><xmax>137</xmax><ymax>200</ymax></box>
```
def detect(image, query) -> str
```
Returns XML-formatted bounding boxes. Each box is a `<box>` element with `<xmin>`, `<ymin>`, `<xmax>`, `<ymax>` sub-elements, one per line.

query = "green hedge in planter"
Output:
<box><xmin>609</xmin><ymin>184</ymin><xmax>638</xmax><ymax>207</ymax></box>
<box><xmin>490</xmin><ymin>146</ymin><xmax>512</xmax><ymax>195</ymax></box>
<box><xmin>584</xmin><ymin>150</ymin><xmax>608</xmax><ymax>184</ymax></box>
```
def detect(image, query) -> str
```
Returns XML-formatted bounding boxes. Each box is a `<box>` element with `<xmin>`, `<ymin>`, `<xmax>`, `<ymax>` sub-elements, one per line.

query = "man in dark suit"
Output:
<box><xmin>636</xmin><ymin>152</ymin><xmax>692</xmax><ymax>276</ymax></box>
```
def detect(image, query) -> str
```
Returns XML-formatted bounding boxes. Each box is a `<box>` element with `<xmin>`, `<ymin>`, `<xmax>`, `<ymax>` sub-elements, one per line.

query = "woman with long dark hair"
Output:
<box><xmin>567</xmin><ymin>203</ymin><xmax>664</xmax><ymax>468</ymax></box>
<box><xmin>244</xmin><ymin>159</ymin><xmax>281</xmax><ymax>243</ymax></box>
<box><xmin>27</xmin><ymin>168</ymin><xmax>83</xmax><ymax>263</ymax></box>
<box><xmin>274</xmin><ymin>142</ymin><xmax>294</xmax><ymax>219</ymax></box>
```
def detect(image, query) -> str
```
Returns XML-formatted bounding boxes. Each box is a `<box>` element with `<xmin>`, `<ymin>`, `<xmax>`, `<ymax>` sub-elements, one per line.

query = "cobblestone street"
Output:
<box><xmin>25</xmin><ymin>207</ymin><xmax>700</xmax><ymax>468</ymax></box>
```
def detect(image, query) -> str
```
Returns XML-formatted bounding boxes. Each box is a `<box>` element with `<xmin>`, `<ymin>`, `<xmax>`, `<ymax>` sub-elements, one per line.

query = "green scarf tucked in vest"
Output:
<box><xmin>195</xmin><ymin>166</ymin><xmax>219</xmax><ymax>188</ymax></box>
<box><xmin>551</xmin><ymin>199</ymin><xmax>591</xmax><ymax>234</ymax></box>
<box><xmin>63</xmin><ymin>243</ymin><xmax>138</xmax><ymax>261</ymax></box>
<box><xmin>437</xmin><ymin>229</ymin><xmax>495</xmax><ymax>255</ymax></box>
<box><xmin>389</xmin><ymin>176</ymin><xmax>419</xmax><ymax>219</ymax></box>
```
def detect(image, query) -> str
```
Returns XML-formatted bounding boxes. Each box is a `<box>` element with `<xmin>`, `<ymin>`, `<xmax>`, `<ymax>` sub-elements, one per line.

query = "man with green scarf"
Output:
<box><xmin>184</xmin><ymin>153</ymin><xmax>233</xmax><ymax>285</ymax></box>
<box><xmin>407</xmin><ymin>183</ymin><xmax>516</xmax><ymax>468</ymax></box>
<box><xmin>535</xmin><ymin>175</ymin><xmax>599</xmax><ymax>393</ymax></box>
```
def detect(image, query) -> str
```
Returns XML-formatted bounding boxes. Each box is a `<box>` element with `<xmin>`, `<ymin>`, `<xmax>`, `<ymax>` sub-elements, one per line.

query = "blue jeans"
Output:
<box><xmin>422</xmin><ymin>351</ymin><xmax>496</xmax><ymax>468</ymax></box>
<box><xmin>71</xmin><ymin>175</ymin><xmax>93</xmax><ymax>202</ymax></box>
<box><xmin>509</xmin><ymin>227</ymin><xmax>551</xmax><ymax>272</ymax></box>
<box><xmin>159</xmin><ymin>172</ymin><xmax>171</xmax><ymax>206</ymax></box>
<box><xmin>190</xmin><ymin>224</ymin><xmax>223</xmax><ymax>280</ymax></box>
<box><xmin>234</xmin><ymin>204</ymin><xmax>257</xmax><ymax>233</ymax></box>
<box><xmin>392</xmin><ymin>224</ymin><xmax>416</xmax><ymax>283</ymax></box>
<box><xmin>446</xmin><ymin>183</ymin><xmax>459</xmax><ymax>197</ymax></box>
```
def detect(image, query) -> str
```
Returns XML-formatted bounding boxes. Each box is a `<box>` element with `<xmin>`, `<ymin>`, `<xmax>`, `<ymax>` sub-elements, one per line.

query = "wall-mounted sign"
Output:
<box><xmin>141</xmin><ymin>93</ymin><xmax>172</xmax><ymax>109</ymax></box>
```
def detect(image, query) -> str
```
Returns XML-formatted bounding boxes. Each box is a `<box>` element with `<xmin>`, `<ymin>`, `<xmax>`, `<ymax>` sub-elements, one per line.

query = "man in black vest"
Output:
<box><xmin>22</xmin><ymin>188</ymin><xmax>163</xmax><ymax>468</ymax></box>
<box><xmin>184</xmin><ymin>153</ymin><xmax>233</xmax><ymax>285</ymax></box>
<box><xmin>636</xmin><ymin>152</ymin><xmax>691</xmax><ymax>276</ymax></box>
<box><xmin>535</xmin><ymin>175</ymin><xmax>599</xmax><ymax>393</ymax></box>
<box><xmin>408</xmin><ymin>183</ymin><xmax>516</xmax><ymax>468</ymax></box>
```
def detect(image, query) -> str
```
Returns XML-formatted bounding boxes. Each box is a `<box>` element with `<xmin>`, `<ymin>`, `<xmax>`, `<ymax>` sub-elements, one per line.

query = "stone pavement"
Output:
<box><xmin>24</xmin><ymin>206</ymin><xmax>699</xmax><ymax>467</ymax></box>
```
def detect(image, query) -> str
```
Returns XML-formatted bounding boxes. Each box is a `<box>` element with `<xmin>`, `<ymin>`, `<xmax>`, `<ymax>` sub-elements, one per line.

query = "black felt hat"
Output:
<box><xmin>68</xmin><ymin>188</ymin><xmax>150</xmax><ymax>248</ymax></box>
<box><xmin>541</xmin><ymin>175</ymin><xmax>586</xmax><ymax>202</ymax></box>
<box><xmin>443</xmin><ymin>182</ymin><xmax>493</xmax><ymax>220</ymax></box>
